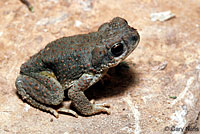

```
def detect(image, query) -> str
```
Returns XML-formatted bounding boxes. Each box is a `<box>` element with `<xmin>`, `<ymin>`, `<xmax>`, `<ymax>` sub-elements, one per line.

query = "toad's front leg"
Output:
<box><xmin>68</xmin><ymin>73</ymin><xmax>110</xmax><ymax>116</ymax></box>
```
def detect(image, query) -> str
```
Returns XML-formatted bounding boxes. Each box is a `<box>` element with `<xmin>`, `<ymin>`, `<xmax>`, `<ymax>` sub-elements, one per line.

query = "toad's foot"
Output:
<box><xmin>90</xmin><ymin>99</ymin><xmax>111</xmax><ymax>114</ymax></box>
<box><xmin>57</xmin><ymin>108</ymin><xmax>78</xmax><ymax>118</ymax></box>
<box><xmin>91</xmin><ymin>103</ymin><xmax>111</xmax><ymax>115</ymax></box>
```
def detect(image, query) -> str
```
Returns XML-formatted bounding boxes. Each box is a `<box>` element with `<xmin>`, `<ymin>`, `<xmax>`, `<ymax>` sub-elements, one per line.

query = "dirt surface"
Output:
<box><xmin>0</xmin><ymin>0</ymin><xmax>200</xmax><ymax>134</ymax></box>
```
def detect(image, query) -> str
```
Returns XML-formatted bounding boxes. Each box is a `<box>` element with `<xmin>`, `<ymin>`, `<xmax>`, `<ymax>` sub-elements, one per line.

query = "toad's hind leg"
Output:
<box><xmin>16</xmin><ymin>73</ymin><xmax>66</xmax><ymax>118</ymax></box>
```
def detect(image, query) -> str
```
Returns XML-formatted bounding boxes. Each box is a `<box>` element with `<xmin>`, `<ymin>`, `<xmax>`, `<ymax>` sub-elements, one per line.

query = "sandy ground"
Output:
<box><xmin>0</xmin><ymin>0</ymin><xmax>200</xmax><ymax>134</ymax></box>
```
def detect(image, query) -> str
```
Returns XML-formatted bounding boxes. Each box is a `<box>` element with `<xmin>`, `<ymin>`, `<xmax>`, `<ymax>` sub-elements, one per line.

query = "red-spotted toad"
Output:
<box><xmin>15</xmin><ymin>17</ymin><xmax>140</xmax><ymax>118</ymax></box>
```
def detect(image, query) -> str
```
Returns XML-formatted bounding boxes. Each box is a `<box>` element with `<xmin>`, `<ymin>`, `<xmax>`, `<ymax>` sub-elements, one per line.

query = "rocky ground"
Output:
<box><xmin>0</xmin><ymin>0</ymin><xmax>199</xmax><ymax>134</ymax></box>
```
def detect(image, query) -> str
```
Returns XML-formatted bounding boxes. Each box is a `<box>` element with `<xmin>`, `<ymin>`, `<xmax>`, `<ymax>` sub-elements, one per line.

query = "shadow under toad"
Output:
<box><xmin>64</xmin><ymin>62</ymin><xmax>139</xmax><ymax>101</ymax></box>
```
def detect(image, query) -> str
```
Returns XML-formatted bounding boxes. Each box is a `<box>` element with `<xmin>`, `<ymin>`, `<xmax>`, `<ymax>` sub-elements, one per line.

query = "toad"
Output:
<box><xmin>15</xmin><ymin>17</ymin><xmax>140</xmax><ymax>117</ymax></box>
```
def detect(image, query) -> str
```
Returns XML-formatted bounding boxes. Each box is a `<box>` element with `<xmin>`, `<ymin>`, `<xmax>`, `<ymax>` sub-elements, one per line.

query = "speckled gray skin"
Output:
<box><xmin>15</xmin><ymin>17</ymin><xmax>140</xmax><ymax>118</ymax></box>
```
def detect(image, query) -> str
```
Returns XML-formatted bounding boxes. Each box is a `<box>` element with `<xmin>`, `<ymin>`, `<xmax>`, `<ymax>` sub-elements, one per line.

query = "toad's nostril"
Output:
<box><xmin>131</xmin><ymin>35</ymin><xmax>139</xmax><ymax>42</ymax></box>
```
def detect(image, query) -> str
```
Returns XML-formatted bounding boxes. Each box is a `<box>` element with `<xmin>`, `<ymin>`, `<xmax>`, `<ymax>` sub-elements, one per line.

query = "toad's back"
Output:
<box><xmin>20</xmin><ymin>32</ymin><xmax>102</xmax><ymax>84</ymax></box>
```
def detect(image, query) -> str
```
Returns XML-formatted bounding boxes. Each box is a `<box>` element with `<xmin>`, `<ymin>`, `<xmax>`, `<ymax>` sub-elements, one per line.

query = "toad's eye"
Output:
<box><xmin>111</xmin><ymin>42</ymin><xmax>124</xmax><ymax>57</ymax></box>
